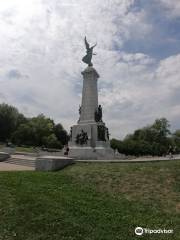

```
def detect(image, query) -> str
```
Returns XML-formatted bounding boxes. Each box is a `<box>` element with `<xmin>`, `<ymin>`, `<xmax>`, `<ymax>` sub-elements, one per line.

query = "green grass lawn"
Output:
<box><xmin>0</xmin><ymin>144</ymin><xmax>4</xmax><ymax>150</ymax></box>
<box><xmin>0</xmin><ymin>144</ymin><xmax>36</xmax><ymax>153</ymax></box>
<box><xmin>15</xmin><ymin>146</ymin><xmax>36</xmax><ymax>153</ymax></box>
<box><xmin>0</xmin><ymin>161</ymin><xmax>180</xmax><ymax>240</ymax></box>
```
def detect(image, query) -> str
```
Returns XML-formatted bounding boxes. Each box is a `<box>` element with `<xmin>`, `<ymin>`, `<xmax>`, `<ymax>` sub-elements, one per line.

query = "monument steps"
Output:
<box><xmin>4</xmin><ymin>157</ymin><xmax>36</xmax><ymax>167</ymax></box>
<box><xmin>0</xmin><ymin>152</ymin><xmax>10</xmax><ymax>161</ymax></box>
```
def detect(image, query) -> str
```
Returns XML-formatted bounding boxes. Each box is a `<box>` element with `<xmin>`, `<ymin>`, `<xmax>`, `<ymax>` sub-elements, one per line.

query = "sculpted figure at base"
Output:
<box><xmin>79</xmin><ymin>105</ymin><xmax>81</xmax><ymax>115</ymax></box>
<box><xmin>95</xmin><ymin>105</ymin><xmax>102</xmax><ymax>122</ymax></box>
<box><xmin>76</xmin><ymin>130</ymin><xmax>88</xmax><ymax>145</ymax></box>
<box><xmin>69</xmin><ymin>127</ymin><xmax>72</xmax><ymax>140</ymax></box>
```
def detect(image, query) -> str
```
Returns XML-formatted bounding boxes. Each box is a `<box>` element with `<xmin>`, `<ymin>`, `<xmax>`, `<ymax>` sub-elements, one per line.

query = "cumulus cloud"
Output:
<box><xmin>100</xmin><ymin>53</ymin><xmax>180</xmax><ymax>137</ymax></box>
<box><xmin>158</xmin><ymin>0</ymin><xmax>180</xmax><ymax>18</ymax></box>
<box><xmin>0</xmin><ymin>0</ymin><xmax>179</xmax><ymax>138</ymax></box>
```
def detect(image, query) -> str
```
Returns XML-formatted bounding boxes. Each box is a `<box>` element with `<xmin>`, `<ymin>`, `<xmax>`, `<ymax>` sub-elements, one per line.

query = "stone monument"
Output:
<box><xmin>68</xmin><ymin>37</ymin><xmax>114</xmax><ymax>159</ymax></box>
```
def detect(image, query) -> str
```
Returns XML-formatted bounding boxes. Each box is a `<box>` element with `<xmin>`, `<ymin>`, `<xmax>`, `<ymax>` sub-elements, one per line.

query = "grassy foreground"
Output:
<box><xmin>0</xmin><ymin>161</ymin><xmax>180</xmax><ymax>240</ymax></box>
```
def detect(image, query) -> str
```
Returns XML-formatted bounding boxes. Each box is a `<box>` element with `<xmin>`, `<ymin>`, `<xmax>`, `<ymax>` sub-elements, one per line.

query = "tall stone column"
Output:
<box><xmin>67</xmin><ymin>37</ymin><xmax>118</xmax><ymax>159</ymax></box>
<box><xmin>79</xmin><ymin>66</ymin><xmax>99</xmax><ymax>124</ymax></box>
<box><xmin>68</xmin><ymin>66</ymin><xmax>114</xmax><ymax>159</ymax></box>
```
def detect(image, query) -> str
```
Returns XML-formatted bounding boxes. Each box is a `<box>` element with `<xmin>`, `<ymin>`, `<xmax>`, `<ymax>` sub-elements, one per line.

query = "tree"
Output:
<box><xmin>12</xmin><ymin>114</ymin><xmax>66</xmax><ymax>149</ymax></box>
<box><xmin>111</xmin><ymin>138</ymin><xmax>120</xmax><ymax>150</ymax></box>
<box><xmin>54</xmin><ymin>123</ymin><xmax>69</xmax><ymax>145</ymax></box>
<box><xmin>11</xmin><ymin>123</ymin><xmax>34</xmax><ymax>146</ymax></box>
<box><xmin>114</xmin><ymin>118</ymin><xmax>172</xmax><ymax>156</ymax></box>
<box><xmin>0</xmin><ymin>103</ymin><xmax>26</xmax><ymax>142</ymax></box>
<box><xmin>172</xmin><ymin>130</ymin><xmax>180</xmax><ymax>153</ymax></box>
<box><xmin>30</xmin><ymin>114</ymin><xmax>55</xmax><ymax>146</ymax></box>
<box><xmin>43</xmin><ymin>134</ymin><xmax>62</xmax><ymax>149</ymax></box>
<box><xmin>12</xmin><ymin>114</ymin><xmax>55</xmax><ymax>147</ymax></box>
<box><xmin>0</xmin><ymin>103</ymin><xmax>69</xmax><ymax>149</ymax></box>
<box><xmin>151</xmin><ymin>118</ymin><xmax>171</xmax><ymax>141</ymax></box>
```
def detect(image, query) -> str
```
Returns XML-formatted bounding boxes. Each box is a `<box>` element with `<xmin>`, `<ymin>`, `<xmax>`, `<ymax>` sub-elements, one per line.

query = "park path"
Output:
<box><xmin>76</xmin><ymin>155</ymin><xmax>180</xmax><ymax>162</ymax></box>
<box><xmin>0</xmin><ymin>154</ymin><xmax>36</xmax><ymax>171</ymax></box>
<box><xmin>0</xmin><ymin>154</ymin><xmax>180</xmax><ymax>171</ymax></box>
<box><xmin>0</xmin><ymin>162</ymin><xmax>34</xmax><ymax>171</ymax></box>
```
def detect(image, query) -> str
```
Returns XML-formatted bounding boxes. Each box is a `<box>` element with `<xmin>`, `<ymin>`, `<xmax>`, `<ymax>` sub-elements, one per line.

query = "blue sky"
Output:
<box><xmin>0</xmin><ymin>0</ymin><xmax>180</xmax><ymax>139</ymax></box>
<box><xmin>123</xmin><ymin>0</ymin><xmax>180</xmax><ymax>59</ymax></box>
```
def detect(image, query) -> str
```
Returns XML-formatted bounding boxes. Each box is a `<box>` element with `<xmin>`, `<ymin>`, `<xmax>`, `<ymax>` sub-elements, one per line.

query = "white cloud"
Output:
<box><xmin>99</xmin><ymin>53</ymin><xmax>180</xmax><ymax>138</ymax></box>
<box><xmin>158</xmin><ymin>0</ymin><xmax>180</xmax><ymax>18</ymax></box>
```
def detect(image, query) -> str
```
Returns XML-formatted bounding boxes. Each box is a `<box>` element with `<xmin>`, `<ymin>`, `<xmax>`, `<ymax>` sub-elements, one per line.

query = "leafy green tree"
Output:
<box><xmin>173</xmin><ymin>129</ymin><xmax>180</xmax><ymax>138</ymax></box>
<box><xmin>12</xmin><ymin>114</ymin><xmax>55</xmax><ymax>146</ymax></box>
<box><xmin>43</xmin><ymin>134</ymin><xmax>62</xmax><ymax>149</ymax></box>
<box><xmin>151</xmin><ymin>118</ymin><xmax>171</xmax><ymax>141</ymax></box>
<box><xmin>0</xmin><ymin>103</ymin><xmax>69</xmax><ymax>149</ymax></box>
<box><xmin>172</xmin><ymin>130</ymin><xmax>180</xmax><ymax>153</ymax></box>
<box><xmin>30</xmin><ymin>114</ymin><xmax>55</xmax><ymax>146</ymax></box>
<box><xmin>111</xmin><ymin>138</ymin><xmax>120</xmax><ymax>150</ymax></box>
<box><xmin>12</xmin><ymin>114</ymin><xmax>66</xmax><ymax>149</ymax></box>
<box><xmin>110</xmin><ymin>138</ymin><xmax>124</xmax><ymax>153</ymax></box>
<box><xmin>54</xmin><ymin>123</ymin><xmax>69</xmax><ymax>145</ymax></box>
<box><xmin>115</xmin><ymin>118</ymin><xmax>172</xmax><ymax>156</ymax></box>
<box><xmin>0</xmin><ymin>103</ymin><xmax>26</xmax><ymax>142</ymax></box>
<box><xmin>11</xmin><ymin>123</ymin><xmax>34</xmax><ymax>146</ymax></box>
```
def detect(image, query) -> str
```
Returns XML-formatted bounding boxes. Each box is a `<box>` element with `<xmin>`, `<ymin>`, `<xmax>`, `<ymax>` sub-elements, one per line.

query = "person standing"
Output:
<box><xmin>64</xmin><ymin>145</ymin><xmax>69</xmax><ymax>156</ymax></box>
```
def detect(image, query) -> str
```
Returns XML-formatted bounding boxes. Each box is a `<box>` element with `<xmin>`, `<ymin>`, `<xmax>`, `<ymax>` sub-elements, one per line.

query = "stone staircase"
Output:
<box><xmin>4</xmin><ymin>155</ymin><xmax>36</xmax><ymax>168</ymax></box>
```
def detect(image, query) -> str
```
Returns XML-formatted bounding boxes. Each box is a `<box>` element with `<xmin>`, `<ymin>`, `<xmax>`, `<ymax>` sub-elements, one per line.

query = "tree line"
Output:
<box><xmin>1</xmin><ymin>103</ymin><xmax>180</xmax><ymax>155</ymax></box>
<box><xmin>0</xmin><ymin>103</ymin><xmax>69</xmax><ymax>149</ymax></box>
<box><xmin>110</xmin><ymin>118</ymin><xmax>180</xmax><ymax>156</ymax></box>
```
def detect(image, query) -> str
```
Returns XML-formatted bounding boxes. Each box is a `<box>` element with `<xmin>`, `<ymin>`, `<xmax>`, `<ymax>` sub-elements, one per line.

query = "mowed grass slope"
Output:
<box><xmin>0</xmin><ymin>161</ymin><xmax>180</xmax><ymax>240</ymax></box>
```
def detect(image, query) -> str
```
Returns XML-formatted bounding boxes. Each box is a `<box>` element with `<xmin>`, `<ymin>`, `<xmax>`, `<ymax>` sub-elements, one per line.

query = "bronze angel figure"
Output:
<box><xmin>82</xmin><ymin>36</ymin><xmax>97</xmax><ymax>66</ymax></box>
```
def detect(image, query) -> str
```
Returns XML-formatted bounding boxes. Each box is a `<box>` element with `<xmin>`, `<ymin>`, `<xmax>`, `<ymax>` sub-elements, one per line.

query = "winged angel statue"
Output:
<box><xmin>82</xmin><ymin>37</ymin><xmax>97</xmax><ymax>66</ymax></box>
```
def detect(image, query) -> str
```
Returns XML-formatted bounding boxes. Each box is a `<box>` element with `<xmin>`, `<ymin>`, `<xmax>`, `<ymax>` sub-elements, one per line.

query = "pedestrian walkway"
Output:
<box><xmin>0</xmin><ymin>154</ymin><xmax>180</xmax><ymax>171</ymax></box>
<box><xmin>0</xmin><ymin>154</ymin><xmax>35</xmax><ymax>171</ymax></box>
<box><xmin>76</xmin><ymin>156</ymin><xmax>180</xmax><ymax>163</ymax></box>
<box><xmin>0</xmin><ymin>162</ymin><xmax>34</xmax><ymax>171</ymax></box>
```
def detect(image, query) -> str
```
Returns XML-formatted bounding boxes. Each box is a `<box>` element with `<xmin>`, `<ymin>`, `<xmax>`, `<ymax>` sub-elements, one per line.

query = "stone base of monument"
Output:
<box><xmin>35</xmin><ymin>156</ymin><xmax>74</xmax><ymax>171</ymax></box>
<box><xmin>0</xmin><ymin>152</ymin><xmax>10</xmax><ymax>162</ymax></box>
<box><xmin>69</xmin><ymin>121</ymin><xmax>115</xmax><ymax>160</ymax></box>
<box><xmin>69</xmin><ymin>146</ymin><xmax>121</xmax><ymax>160</ymax></box>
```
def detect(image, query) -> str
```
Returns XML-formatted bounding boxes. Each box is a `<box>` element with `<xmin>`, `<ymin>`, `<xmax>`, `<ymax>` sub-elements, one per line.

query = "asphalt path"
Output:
<box><xmin>0</xmin><ymin>154</ymin><xmax>179</xmax><ymax>171</ymax></box>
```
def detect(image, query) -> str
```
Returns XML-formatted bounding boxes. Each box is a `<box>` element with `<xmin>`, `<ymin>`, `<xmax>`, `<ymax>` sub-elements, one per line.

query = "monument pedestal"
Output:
<box><xmin>68</xmin><ymin>66</ymin><xmax>115</xmax><ymax>160</ymax></box>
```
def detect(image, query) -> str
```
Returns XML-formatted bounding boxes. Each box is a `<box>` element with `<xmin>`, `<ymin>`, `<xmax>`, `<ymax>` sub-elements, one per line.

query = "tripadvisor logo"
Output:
<box><xmin>135</xmin><ymin>227</ymin><xmax>143</xmax><ymax>236</ymax></box>
<box><xmin>135</xmin><ymin>227</ymin><xmax>173</xmax><ymax>236</ymax></box>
